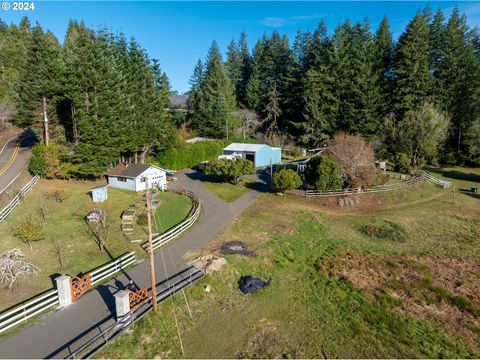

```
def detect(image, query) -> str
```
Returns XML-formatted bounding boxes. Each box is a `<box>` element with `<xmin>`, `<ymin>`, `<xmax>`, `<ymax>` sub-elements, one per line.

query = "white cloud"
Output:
<box><xmin>259</xmin><ymin>17</ymin><xmax>290</xmax><ymax>28</ymax></box>
<box><xmin>258</xmin><ymin>14</ymin><xmax>324</xmax><ymax>28</ymax></box>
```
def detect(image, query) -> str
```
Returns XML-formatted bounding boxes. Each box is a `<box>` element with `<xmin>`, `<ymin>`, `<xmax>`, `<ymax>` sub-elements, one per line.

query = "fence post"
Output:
<box><xmin>56</xmin><ymin>275</ymin><xmax>72</xmax><ymax>308</ymax></box>
<box><xmin>114</xmin><ymin>290</ymin><xmax>131</xmax><ymax>321</ymax></box>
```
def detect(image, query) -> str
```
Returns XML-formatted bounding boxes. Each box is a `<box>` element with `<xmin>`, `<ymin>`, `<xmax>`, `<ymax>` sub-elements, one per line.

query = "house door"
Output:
<box><xmin>245</xmin><ymin>153</ymin><xmax>255</xmax><ymax>164</ymax></box>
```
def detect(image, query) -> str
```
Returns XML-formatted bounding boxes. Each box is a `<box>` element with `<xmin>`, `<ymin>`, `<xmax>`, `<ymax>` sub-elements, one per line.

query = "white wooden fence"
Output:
<box><xmin>90</xmin><ymin>251</ymin><xmax>136</xmax><ymax>286</ymax></box>
<box><xmin>0</xmin><ymin>174</ymin><xmax>40</xmax><ymax>223</ymax></box>
<box><xmin>0</xmin><ymin>252</ymin><xmax>136</xmax><ymax>334</ymax></box>
<box><xmin>305</xmin><ymin>175</ymin><xmax>422</xmax><ymax>197</ymax></box>
<box><xmin>143</xmin><ymin>188</ymin><xmax>201</xmax><ymax>252</ymax></box>
<box><xmin>0</xmin><ymin>289</ymin><xmax>58</xmax><ymax>334</ymax></box>
<box><xmin>304</xmin><ymin>171</ymin><xmax>452</xmax><ymax>197</ymax></box>
<box><xmin>419</xmin><ymin>171</ymin><xmax>453</xmax><ymax>188</ymax></box>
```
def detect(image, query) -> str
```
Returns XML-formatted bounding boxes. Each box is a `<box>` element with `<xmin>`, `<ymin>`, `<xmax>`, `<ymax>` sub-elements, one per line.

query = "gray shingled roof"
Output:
<box><xmin>106</xmin><ymin>164</ymin><xmax>151</xmax><ymax>178</ymax></box>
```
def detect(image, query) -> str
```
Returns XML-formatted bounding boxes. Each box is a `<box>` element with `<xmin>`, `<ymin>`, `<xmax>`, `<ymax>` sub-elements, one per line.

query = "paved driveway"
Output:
<box><xmin>0</xmin><ymin>170</ymin><xmax>268</xmax><ymax>359</ymax></box>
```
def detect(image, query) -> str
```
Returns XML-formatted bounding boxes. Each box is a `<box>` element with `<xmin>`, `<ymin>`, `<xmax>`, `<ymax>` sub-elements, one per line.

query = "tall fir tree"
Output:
<box><xmin>373</xmin><ymin>16</ymin><xmax>394</xmax><ymax>117</ymax></box>
<box><xmin>393</xmin><ymin>10</ymin><xmax>432</xmax><ymax>118</ymax></box>
<box><xmin>15</xmin><ymin>23</ymin><xmax>63</xmax><ymax>128</ymax></box>
<box><xmin>334</xmin><ymin>20</ymin><xmax>380</xmax><ymax>135</ymax></box>
<box><xmin>438</xmin><ymin>7</ymin><xmax>480</xmax><ymax>158</ymax></box>
<box><xmin>190</xmin><ymin>41</ymin><xmax>236</xmax><ymax>137</ymax></box>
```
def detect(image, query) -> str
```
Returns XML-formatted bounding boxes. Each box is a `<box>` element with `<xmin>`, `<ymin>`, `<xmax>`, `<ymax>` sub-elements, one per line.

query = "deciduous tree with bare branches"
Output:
<box><xmin>232</xmin><ymin>109</ymin><xmax>260</xmax><ymax>139</ymax></box>
<box><xmin>0</xmin><ymin>249</ymin><xmax>40</xmax><ymax>290</ymax></box>
<box><xmin>327</xmin><ymin>133</ymin><xmax>377</xmax><ymax>188</ymax></box>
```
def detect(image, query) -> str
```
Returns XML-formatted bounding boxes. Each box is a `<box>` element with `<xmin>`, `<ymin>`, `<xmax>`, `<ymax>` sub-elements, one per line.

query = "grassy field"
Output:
<box><xmin>0</xmin><ymin>179</ymin><xmax>191</xmax><ymax>311</ymax></box>
<box><xmin>152</xmin><ymin>191</ymin><xmax>192</xmax><ymax>233</ymax></box>
<box><xmin>98</xmin><ymin>167</ymin><xmax>480</xmax><ymax>358</ymax></box>
<box><xmin>202</xmin><ymin>179</ymin><xmax>252</xmax><ymax>202</ymax></box>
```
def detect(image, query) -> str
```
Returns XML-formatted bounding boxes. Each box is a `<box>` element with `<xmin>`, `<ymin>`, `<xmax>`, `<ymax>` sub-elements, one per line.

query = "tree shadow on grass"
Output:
<box><xmin>424</xmin><ymin>167</ymin><xmax>480</xmax><ymax>183</ymax></box>
<box><xmin>185</xmin><ymin>171</ymin><xmax>216</xmax><ymax>183</ymax></box>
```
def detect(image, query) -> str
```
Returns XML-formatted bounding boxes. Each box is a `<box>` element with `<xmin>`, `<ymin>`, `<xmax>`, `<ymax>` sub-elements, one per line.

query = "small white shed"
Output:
<box><xmin>105</xmin><ymin>164</ymin><xmax>167</xmax><ymax>192</ymax></box>
<box><xmin>89</xmin><ymin>185</ymin><xmax>108</xmax><ymax>202</ymax></box>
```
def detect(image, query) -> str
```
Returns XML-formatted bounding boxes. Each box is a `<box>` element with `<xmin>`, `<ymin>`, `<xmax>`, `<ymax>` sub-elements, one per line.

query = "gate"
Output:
<box><xmin>128</xmin><ymin>288</ymin><xmax>148</xmax><ymax>309</ymax></box>
<box><xmin>70</xmin><ymin>274</ymin><xmax>92</xmax><ymax>302</ymax></box>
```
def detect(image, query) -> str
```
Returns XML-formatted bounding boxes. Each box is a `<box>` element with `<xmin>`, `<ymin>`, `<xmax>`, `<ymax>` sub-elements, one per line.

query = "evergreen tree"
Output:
<box><xmin>245</xmin><ymin>40</ymin><xmax>263</xmax><ymax>111</ymax></box>
<box><xmin>393</xmin><ymin>10</ymin><xmax>432</xmax><ymax>118</ymax></box>
<box><xmin>263</xmin><ymin>82</ymin><xmax>281</xmax><ymax>134</ymax></box>
<box><xmin>295</xmin><ymin>22</ymin><xmax>338</xmax><ymax>146</ymax></box>
<box><xmin>429</xmin><ymin>9</ymin><xmax>447</xmax><ymax>106</ymax></box>
<box><xmin>438</xmin><ymin>7</ymin><xmax>480</xmax><ymax>158</ymax></box>
<box><xmin>190</xmin><ymin>41</ymin><xmax>236</xmax><ymax>137</ymax></box>
<box><xmin>15</xmin><ymin>24</ymin><xmax>63</xmax><ymax>128</ymax></box>
<box><xmin>237</xmin><ymin>32</ymin><xmax>251</xmax><ymax>107</ymax></box>
<box><xmin>334</xmin><ymin>20</ymin><xmax>380</xmax><ymax>135</ymax></box>
<box><xmin>373</xmin><ymin>16</ymin><xmax>394</xmax><ymax>117</ymax></box>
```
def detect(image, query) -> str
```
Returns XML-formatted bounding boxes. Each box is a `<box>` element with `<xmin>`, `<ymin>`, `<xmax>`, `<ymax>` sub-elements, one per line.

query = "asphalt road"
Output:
<box><xmin>0</xmin><ymin>131</ymin><xmax>36</xmax><ymax>195</ymax></box>
<box><xmin>0</xmin><ymin>170</ymin><xmax>269</xmax><ymax>359</ymax></box>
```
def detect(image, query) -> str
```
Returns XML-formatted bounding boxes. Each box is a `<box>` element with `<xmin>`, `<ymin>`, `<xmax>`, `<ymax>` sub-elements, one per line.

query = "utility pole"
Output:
<box><xmin>226</xmin><ymin>116</ymin><xmax>229</xmax><ymax>140</ymax></box>
<box><xmin>43</xmin><ymin>96</ymin><xmax>49</xmax><ymax>146</ymax></box>
<box><xmin>145</xmin><ymin>177</ymin><xmax>158</xmax><ymax>313</ymax></box>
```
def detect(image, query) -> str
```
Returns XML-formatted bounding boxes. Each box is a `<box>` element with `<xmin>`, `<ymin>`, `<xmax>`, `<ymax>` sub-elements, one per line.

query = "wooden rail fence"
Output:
<box><xmin>304</xmin><ymin>171</ymin><xmax>451</xmax><ymax>197</ymax></box>
<box><xmin>142</xmin><ymin>187</ymin><xmax>201</xmax><ymax>252</ymax></box>
<box><xmin>0</xmin><ymin>174</ymin><xmax>40</xmax><ymax>223</ymax></box>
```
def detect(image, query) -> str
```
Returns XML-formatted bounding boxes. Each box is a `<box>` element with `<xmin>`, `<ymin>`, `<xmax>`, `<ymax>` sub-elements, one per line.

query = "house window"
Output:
<box><xmin>117</xmin><ymin>177</ymin><xmax>127</xmax><ymax>182</ymax></box>
<box><xmin>140</xmin><ymin>177</ymin><xmax>146</xmax><ymax>183</ymax></box>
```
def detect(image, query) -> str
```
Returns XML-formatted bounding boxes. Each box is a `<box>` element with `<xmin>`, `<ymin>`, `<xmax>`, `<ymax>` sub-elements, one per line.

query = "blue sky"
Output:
<box><xmin>1</xmin><ymin>1</ymin><xmax>479</xmax><ymax>93</ymax></box>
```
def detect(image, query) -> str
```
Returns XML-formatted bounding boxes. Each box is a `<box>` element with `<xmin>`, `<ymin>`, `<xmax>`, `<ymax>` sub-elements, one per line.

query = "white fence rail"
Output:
<box><xmin>304</xmin><ymin>171</ymin><xmax>452</xmax><ymax>197</ymax></box>
<box><xmin>305</xmin><ymin>175</ymin><xmax>422</xmax><ymax>197</ymax></box>
<box><xmin>420</xmin><ymin>171</ymin><xmax>453</xmax><ymax>188</ymax></box>
<box><xmin>0</xmin><ymin>289</ymin><xmax>58</xmax><ymax>334</ymax></box>
<box><xmin>0</xmin><ymin>252</ymin><xmax>136</xmax><ymax>335</ymax></box>
<box><xmin>144</xmin><ymin>188</ymin><xmax>201</xmax><ymax>252</ymax></box>
<box><xmin>90</xmin><ymin>251</ymin><xmax>136</xmax><ymax>286</ymax></box>
<box><xmin>0</xmin><ymin>174</ymin><xmax>40</xmax><ymax>223</ymax></box>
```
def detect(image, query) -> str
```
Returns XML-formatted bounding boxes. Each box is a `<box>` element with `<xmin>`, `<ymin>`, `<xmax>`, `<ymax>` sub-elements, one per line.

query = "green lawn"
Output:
<box><xmin>203</xmin><ymin>179</ymin><xmax>252</xmax><ymax>202</ymax></box>
<box><xmin>0</xmin><ymin>180</ymin><xmax>192</xmax><ymax>311</ymax></box>
<box><xmin>98</xmin><ymin>168</ymin><xmax>480</xmax><ymax>359</ymax></box>
<box><xmin>152</xmin><ymin>191</ymin><xmax>192</xmax><ymax>233</ymax></box>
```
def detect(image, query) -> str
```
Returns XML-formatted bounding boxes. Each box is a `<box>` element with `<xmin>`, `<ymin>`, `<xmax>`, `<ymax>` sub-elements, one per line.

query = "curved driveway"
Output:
<box><xmin>0</xmin><ymin>170</ymin><xmax>269</xmax><ymax>359</ymax></box>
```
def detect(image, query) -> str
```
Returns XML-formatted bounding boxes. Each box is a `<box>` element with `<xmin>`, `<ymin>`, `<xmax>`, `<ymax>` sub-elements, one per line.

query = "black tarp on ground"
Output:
<box><xmin>238</xmin><ymin>275</ymin><xmax>271</xmax><ymax>293</ymax></box>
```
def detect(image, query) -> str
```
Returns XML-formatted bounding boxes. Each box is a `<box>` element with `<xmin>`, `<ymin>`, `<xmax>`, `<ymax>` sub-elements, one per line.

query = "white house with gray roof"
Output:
<box><xmin>105</xmin><ymin>163</ymin><xmax>167</xmax><ymax>192</ymax></box>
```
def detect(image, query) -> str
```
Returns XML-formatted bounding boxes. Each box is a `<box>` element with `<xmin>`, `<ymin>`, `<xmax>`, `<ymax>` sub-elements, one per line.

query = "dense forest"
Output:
<box><xmin>189</xmin><ymin>7</ymin><xmax>480</xmax><ymax>168</ymax></box>
<box><xmin>0</xmin><ymin>7</ymin><xmax>479</xmax><ymax>179</ymax></box>
<box><xmin>0</xmin><ymin>18</ymin><xmax>172</xmax><ymax>178</ymax></box>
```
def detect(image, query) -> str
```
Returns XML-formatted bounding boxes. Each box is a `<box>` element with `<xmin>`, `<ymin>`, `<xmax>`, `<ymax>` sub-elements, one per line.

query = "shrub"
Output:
<box><xmin>205</xmin><ymin>158</ymin><xmax>255</xmax><ymax>184</ymax></box>
<box><xmin>156</xmin><ymin>140</ymin><xmax>226</xmax><ymax>170</ymax></box>
<box><xmin>28</xmin><ymin>144</ymin><xmax>73</xmax><ymax>179</ymax></box>
<box><xmin>14</xmin><ymin>217</ymin><xmax>45</xmax><ymax>249</ymax></box>
<box><xmin>29</xmin><ymin>145</ymin><xmax>48</xmax><ymax>176</ymax></box>
<box><xmin>305</xmin><ymin>156</ymin><xmax>344</xmax><ymax>191</ymax></box>
<box><xmin>272</xmin><ymin>169</ymin><xmax>302</xmax><ymax>193</ymax></box>
<box><xmin>49</xmin><ymin>189</ymin><xmax>70</xmax><ymax>203</ymax></box>
<box><xmin>394</xmin><ymin>152</ymin><xmax>413</xmax><ymax>174</ymax></box>
<box><xmin>361</xmin><ymin>222</ymin><xmax>408</xmax><ymax>242</ymax></box>
<box><xmin>137</xmin><ymin>212</ymin><xmax>148</xmax><ymax>225</ymax></box>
